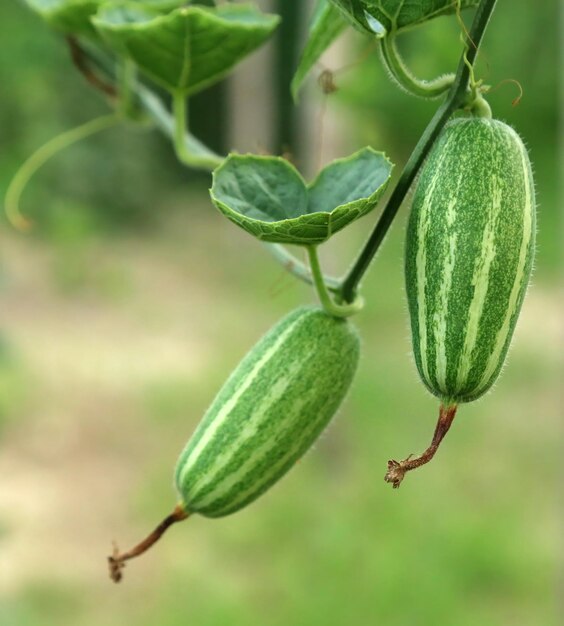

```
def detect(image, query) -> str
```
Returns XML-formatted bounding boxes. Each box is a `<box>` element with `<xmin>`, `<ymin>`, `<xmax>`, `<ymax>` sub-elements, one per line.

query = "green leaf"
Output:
<box><xmin>92</xmin><ymin>2</ymin><xmax>280</xmax><ymax>95</ymax></box>
<box><xmin>23</xmin><ymin>0</ymin><xmax>185</xmax><ymax>35</ymax></box>
<box><xmin>363</xmin><ymin>0</ymin><xmax>480</xmax><ymax>32</ymax></box>
<box><xmin>210</xmin><ymin>148</ymin><xmax>393</xmax><ymax>245</ymax></box>
<box><xmin>24</xmin><ymin>0</ymin><xmax>104</xmax><ymax>36</ymax></box>
<box><xmin>329</xmin><ymin>0</ymin><xmax>374</xmax><ymax>32</ymax></box>
<box><xmin>291</xmin><ymin>0</ymin><xmax>347</xmax><ymax>103</ymax></box>
<box><xmin>138</xmin><ymin>0</ymin><xmax>190</xmax><ymax>10</ymax></box>
<box><xmin>329</xmin><ymin>0</ymin><xmax>479</xmax><ymax>35</ymax></box>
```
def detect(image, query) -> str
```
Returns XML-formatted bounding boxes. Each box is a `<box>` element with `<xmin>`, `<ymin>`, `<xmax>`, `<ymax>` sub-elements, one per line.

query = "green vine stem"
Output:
<box><xmin>307</xmin><ymin>246</ymin><xmax>363</xmax><ymax>318</ymax></box>
<box><xmin>172</xmin><ymin>90</ymin><xmax>189</xmax><ymax>162</ymax></box>
<box><xmin>116</xmin><ymin>57</ymin><xmax>137</xmax><ymax>118</ymax></box>
<box><xmin>339</xmin><ymin>0</ymin><xmax>498</xmax><ymax>304</ymax></box>
<box><xmin>380</xmin><ymin>33</ymin><xmax>454</xmax><ymax>99</ymax></box>
<box><xmin>4</xmin><ymin>112</ymin><xmax>120</xmax><ymax>231</ymax></box>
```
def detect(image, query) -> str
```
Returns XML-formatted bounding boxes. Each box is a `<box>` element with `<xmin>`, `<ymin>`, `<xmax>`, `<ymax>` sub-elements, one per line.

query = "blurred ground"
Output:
<box><xmin>0</xmin><ymin>204</ymin><xmax>562</xmax><ymax>625</ymax></box>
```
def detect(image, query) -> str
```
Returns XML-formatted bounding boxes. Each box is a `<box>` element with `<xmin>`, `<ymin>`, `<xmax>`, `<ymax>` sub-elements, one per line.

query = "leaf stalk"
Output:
<box><xmin>172</xmin><ymin>91</ymin><xmax>224</xmax><ymax>171</ymax></box>
<box><xmin>307</xmin><ymin>246</ymin><xmax>363</xmax><ymax>317</ymax></box>
<box><xmin>267</xmin><ymin>243</ymin><xmax>341</xmax><ymax>292</ymax></box>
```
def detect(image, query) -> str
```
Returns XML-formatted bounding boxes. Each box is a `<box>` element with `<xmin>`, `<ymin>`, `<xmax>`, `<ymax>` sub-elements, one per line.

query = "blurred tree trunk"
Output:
<box><xmin>273</xmin><ymin>0</ymin><xmax>306</xmax><ymax>161</ymax></box>
<box><xmin>191</xmin><ymin>83</ymin><xmax>228</xmax><ymax>157</ymax></box>
<box><xmin>227</xmin><ymin>0</ymin><xmax>312</xmax><ymax>166</ymax></box>
<box><xmin>189</xmin><ymin>0</ymin><xmax>228</xmax><ymax>158</ymax></box>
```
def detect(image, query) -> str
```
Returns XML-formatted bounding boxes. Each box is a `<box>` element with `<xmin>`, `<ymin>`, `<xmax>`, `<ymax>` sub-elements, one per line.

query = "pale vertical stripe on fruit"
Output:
<box><xmin>455</xmin><ymin>180</ymin><xmax>503</xmax><ymax>388</ymax></box>
<box><xmin>207</xmin><ymin>404</ymin><xmax>326</xmax><ymax>516</ymax></box>
<box><xmin>188</xmin><ymin>355</ymin><xmax>308</xmax><ymax>501</ymax></box>
<box><xmin>193</xmin><ymin>395</ymin><xmax>310</xmax><ymax>509</ymax></box>
<box><xmin>474</xmin><ymin>144</ymin><xmax>533</xmax><ymax>394</ymax></box>
<box><xmin>415</xmin><ymin>136</ymin><xmax>456</xmax><ymax>386</ymax></box>
<box><xmin>176</xmin><ymin>314</ymin><xmax>307</xmax><ymax>488</ymax></box>
<box><xmin>434</xmin><ymin>185</ymin><xmax>461</xmax><ymax>391</ymax></box>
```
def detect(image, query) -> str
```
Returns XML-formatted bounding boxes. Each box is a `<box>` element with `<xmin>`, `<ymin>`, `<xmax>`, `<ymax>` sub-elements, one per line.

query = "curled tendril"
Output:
<box><xmin>4</xmin><ymin>113</ymin><xmax>119</xmax><ymax>231</ymax></box>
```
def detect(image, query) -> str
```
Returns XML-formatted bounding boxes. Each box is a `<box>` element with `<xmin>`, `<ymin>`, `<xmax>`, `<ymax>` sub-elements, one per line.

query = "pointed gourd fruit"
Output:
<box><xmin>109</xmin><ymin>306</ymin><xmax>360</xmax><ymax>580</ymax></box>
<box><xmin>386</xmin><ymin>117</ymin><xmax>536</xmax><ymax>488</ymax></box>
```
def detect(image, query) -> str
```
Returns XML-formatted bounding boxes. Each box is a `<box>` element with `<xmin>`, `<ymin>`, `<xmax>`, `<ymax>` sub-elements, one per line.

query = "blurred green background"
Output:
<box><xmin>0</xmin><ymin>1</ymin><xmax>561</xmax><ymax>625</ymax></box>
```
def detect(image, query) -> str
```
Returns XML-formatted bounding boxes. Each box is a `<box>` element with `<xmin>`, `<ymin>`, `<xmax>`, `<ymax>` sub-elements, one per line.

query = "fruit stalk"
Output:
<box><xmin>108</xmin><ymin>505</ymin><xmax>189</xmax><ymax>583</ymax></box>
<box><xmin>384</xmin><ymin>404</ymin><xmax>457</xmax><ymax>488</ymax></box>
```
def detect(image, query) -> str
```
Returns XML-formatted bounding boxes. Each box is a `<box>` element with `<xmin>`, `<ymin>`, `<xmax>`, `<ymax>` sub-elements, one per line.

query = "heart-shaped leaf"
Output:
<box><xmin>24</xmin><ymin>0</ymin><xmax>104</xmax><ymax>36</ymax></box>
<box><xmin>139</xmin><ymin>0</ymin><xmax>191</xmax><ymax>10</ymax></box>
<box><xmin>23</xmin><ymin>0</ymin><xmax>186</xmax><ymax>36</ymax></box>
<box><xmin>330</xmin><ymin>0</ymin><xmax>479</xmax><ymax>35</ymax></box>
<box><xmin>291</xmin><ymin>0</ymin><xmax>347</xmax><ymax>102</ymax></box>
<box><xmin>329</xmin><ymin>0</ymin><xmax>370</xmax><ymax>31</ymax></box>
<box><xmin>92</xmin><ymin>2</ymin><xmax>280</xmax><ymax>95</ymax></box>
<box><xmin>210</xmin><ymin>148</ymin><xmax>393</xmax><ymax>245</ymax></box>
<box><xmin>364</xmin><ymin>0</ymin><xmax>480</xmax><ymax>33</ymax></box>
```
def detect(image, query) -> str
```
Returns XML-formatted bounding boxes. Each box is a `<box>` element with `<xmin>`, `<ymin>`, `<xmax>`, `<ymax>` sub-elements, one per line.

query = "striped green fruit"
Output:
<box><xmin>405</xmin><ymin>116</ymin><xmax>535</xmax><ymax>404</ymax></box>
<box><xmin>174</xmin><ymin>306</ymin><xmax>360</xmax><ymax>518</ymax></box>
<box><xmin>109</xmin><ymin>306</ymin><xmax>359</xmax><ymax>581</ymax></box>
